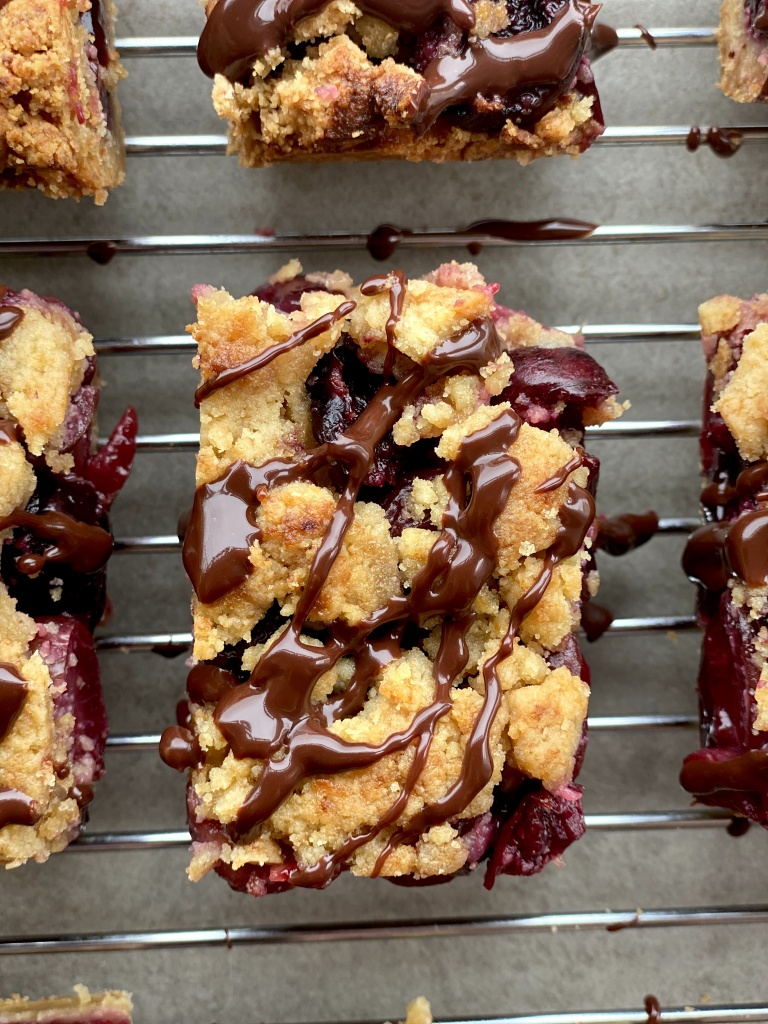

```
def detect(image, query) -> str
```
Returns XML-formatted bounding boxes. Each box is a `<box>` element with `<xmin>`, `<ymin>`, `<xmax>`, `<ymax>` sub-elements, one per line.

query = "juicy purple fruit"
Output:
<box><xmin>498</xmin><ymin>345</ymin><xmax>617</xmax><ymax>430</ymax></box>
<box><xmin>252</xmin><ymin>275</ymin><xmax>333</xmax><ymax>314</ymax></box>
<box><xmin>484</xmin><ymin>783</ymin><xmax>586</xmax><ymax>885</ymax></box>
<box><xmin>35</xmin><ymin>617</ymin><xmax>107</xmax><ymax>786</ymax></box>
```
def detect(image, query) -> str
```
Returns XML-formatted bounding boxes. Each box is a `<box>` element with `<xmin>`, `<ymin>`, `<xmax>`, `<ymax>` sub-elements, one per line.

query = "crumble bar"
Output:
<box><xmin>197</xmin><ymin>0</ymin><xmax>605</xmax><ymax>166</ymax></box>
<box><xmin>718</xmin><ymin>0</ymin><xmax>768</xmax><ymax>103</ymax></box>
<box><xmin>0</xmin><ymin>0</ymin><xmax>126</xmax><ymax>203</ymax></box>
<box><xmin>0</xmin><ymin>989</ymin><xmax>132</xmax><ymax>1024</ymax></box>
<box><xmin>681</xmin><ymin>292</ymin><xmax>768</xmax><ymax>825</ymax></box>
<box><xmin>0</xmin><ymin>287</ymin><xmax>136</xmax><ymax>867</ymax></box>
<box><xmin>162</xmin><ymin>260</ymin><xmax>623</xmax><ymax>895</ymax></box>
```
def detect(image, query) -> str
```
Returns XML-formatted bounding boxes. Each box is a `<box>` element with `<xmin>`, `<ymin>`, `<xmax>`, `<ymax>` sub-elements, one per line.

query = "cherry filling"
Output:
<box><xmin>746</xmin><ymin>0</ymin><xmax>768</xmax><ymax>36</ymax></box>
<box><xmin>79</xmin><ymin>0</ymin><xmax>114</xmax><ymax>131</ymax></box>
<box><xmin>682</xmin><ymin>361</ymin><xmax>768</xmax><ymax>826</ymax></box>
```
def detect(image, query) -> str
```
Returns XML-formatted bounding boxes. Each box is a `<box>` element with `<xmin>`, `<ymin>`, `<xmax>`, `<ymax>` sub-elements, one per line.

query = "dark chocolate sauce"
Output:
<box><xmin>71</xmin><ymin>783</ymin><xmax>94</xmax><ymax>808</ymax></box>
<box><xmin>194</xmin><ymin>301</ymin><xmax>356</xmax><ymax>406</ymax></box>
<box><xmin>0</xmin><ymin>306</ymin><xmax>23</xmax><ymax>341</ymax></box>
<box><xmin>187</xmin><ymin>664</ymin><xmax>239</xmax><ymax>705</ymax></box>
<box><xmin>409</xmin><ymin>3</ymin><xmax>599</xmax><ymax>133</ymax></box>
<box><xmin>588</xmin><ymin>22</ymin><xmax>618</xmax><ymax>60</ymax></box>
<box><xmin>0</xmin><ymin>510</ymin><xmax>113</xmax><ymax>576</ymax></box>
<box><xmin>199</xmin><ymin>0</ymin><xmax>476</xmax><ymax>80</ymax></box>
<box><xmin>0</xmin><ymin>662</ymin><xmax>27</xmax><ymax>742</ymax></box>
<box><xmin>736</xmin><ymin>461</ymin><xmax>768</xmax><ymax>499</ymax></box>
<box><xmin>644</xmin><ymin>996</ymin><xmax>662</xmax><ymax>1024</ymax></box>
<box><xmin>634</xmin><ymin>24</ymin><xmax>657</xmax><ymax>49</ymax></box>
<box><xmin>86</xmin><ymin>241</ymin><xmax>117</xmax><ymax>265</ymax></box>
<box><xmin>184</xmin><ymin>312</ymin><xmax>596</xmax><ymax>885</ymax></box>
<box><xmin>361</xmin><ymin>270</ymin><xmax>406</xmax><ymax>352</ymax></box>
<box><xmin>686</xmin><ymin>126</ymin><xmax>743</xmax><ymax>158</ymax></box>
<box><xmin>727</xmin><ymin>815</ymin><xmax>751</xmax><ymax>836</ymax></box>
<box><xmin>681</xmin><ymin>750</ymin><xmax>768</xmax><ymax>795</ymax></box>
<box><xmin>0</xmin><ymin>419</ymin><xmax>20</xmax><ymax>445</ymax></box>
<box><xmin>684</xmin><ymin>510</ymin><xmax>768</xmax><ymax>591</ymax></box>
<box><xmin>580</xmin><ymin>602</ymin><xmax>613</xmax><ymax>642</ymax></box>
<box><xmin>0</xmin><ymin>788</ymin><xmax>38</xmax><ymax>828</ymax></box>
<box><xmin>534</xmin><ymin>448</ymin><xmax>584</xmax><ymax>493</ymax></box>
<box><xmin>367</xmin><ymin>218</ymin><xmax>597</xmax><ymax>261</ymax></box>
<box><xmin>367</xmin><ymin>226</ymin><xmax>412</xmax><ymax>262</ymax></box>
<box><xmin>159</xmin><ymin>725</ymin><xmax>202</xmax><ymax>772</ymax></box>
<box><xmin>596</xmin><ymin>510</ymin><xmax>659</xmax><ymax>556</ymax></box>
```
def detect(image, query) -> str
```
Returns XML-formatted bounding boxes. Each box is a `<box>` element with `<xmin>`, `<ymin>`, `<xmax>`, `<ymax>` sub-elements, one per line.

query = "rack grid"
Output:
<box><xmin>2</xmin><ymin>3</ymin><xmax>768</xmax><ymax>1021</ymax></box>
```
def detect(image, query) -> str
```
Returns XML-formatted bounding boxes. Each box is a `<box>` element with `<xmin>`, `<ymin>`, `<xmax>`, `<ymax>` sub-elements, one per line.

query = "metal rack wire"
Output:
<box><xmin>2</xmin><ymin>11</ymin><xmax>768</xmax><ymax>1022</ymax></box>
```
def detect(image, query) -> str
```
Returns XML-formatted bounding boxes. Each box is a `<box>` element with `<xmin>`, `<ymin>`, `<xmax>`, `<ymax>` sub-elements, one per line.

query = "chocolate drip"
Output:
<box><xmin>756</xmin><ymin>7</ymin><xmax>768</xmax><ymax>32</ymax></box>
<box><xmin>199</xmin><ymin>0</ymin><xmax>476</xmax><ymax>80</ymax></box>
<box><xmin>0</xmin><ymin>662</ymin><xmax>27</xmax><ymax>742</ymax></box>
<box><xmin>86</xmin><ymin>241</ymin><xmax>117</xmax><ymax>265</ymax></box>
<box><xmin>684</xmin><ymin>509</ymin><xmax>768</xmax><ymax>591</ymax></box>
<box><xmin>0</xmin><ymin>510</ymin><xmax>113</xmax><ymax>576</ymax></box>
<box><xmin>735</xmin><ymin>461</ymin><xmax>768</xmax><ymax>498</ymax></box>
<box><xmin>366</xmin><ymin>218</ymin><xmax>597</xmax><ymax>261</ymax></box>
<box><xmin>534</xmin><ymin>448</ymin><xmax>584</xmax><ymax>493</ymax></box>
<box><xmin>361</xmin><ymin>270</ymin><xmax>406</xmax><ymax>350</ymax></box>
<box><xmin>0</xmin><ymin>306</ymin><xmax>23</xmax><ymax>341</ymax></box>
<box><xmin>686</xmin><ymin>126</ymin><xmax>742</xmax><ymax>158</ymax></box>
<box><xmin>187</xmin><ymin>663</ymin><xmax>239</xmax><ymax>704</ymax></box>
<box><xmin>159</xmin><ymin>726</ymin><xmax>203</xmax><ymax>772</ymax></box>
<box><xmin>588</xmin><ymin>22</ymin><xmax>618</xmax><ymax>60</ymax></box>
<box><xmin>727</xmin><ymin>815</ymin><xmax>751</xmax><ymax>837</ymax></box>
<box><xmin>633</xmin><ymin>24</ymin><xmax>657</xmax><ymax>49</ymax></box>
<box><xmin>186</xmin><ymin>314</ymin><xmax>596</xmax><ymax>884</ymax></box>
<box><xmin>581</xmin><ymin>601</ymin><xmax>613</xmax><ymax>642</ymax></box>
<box><xmin>194</xmin><ymin>301</ymin><xmax>355</xmax><ymax>406</ymax></box>
<box><xmin>681</xmin><ymin>750</ymin><xmax>768</xmax><ymax>795</ymax></box>
<box><xmin>0</xmin><ymin>419</ymin><xmax>20</xmax><ymax>445</ymax></box>
<box><xmin>409</xmin><ymin>3</ymin><xmax>599</xmax><ymax>133</ymax></box>
<box><xmin>367</xmin><ymin>226</ymin><xmax>412</xmax><ymax>262</ymax></box>
<box><xmin>71</xmin><ymin>783</ymin><xmax>94</xmax><ymax>808</ymax></box>
<box><xmin>644</xmin><ymin>996</ymin><xmax>662</xmax><ymax>1024</ymax></box>
<box><xmin>465</xmin><ymin>218</ymin><xmax>596</xmax><ymax>251</ymax></box>
<box><xmin>0</xmin><ymin>789</ymin><xmax>38</xmax><ymax>828</ymax></box>
<box><xmin>596</xmin><ymin>510</ymin><xmax>659</xmax><ymax>556</ymax></box>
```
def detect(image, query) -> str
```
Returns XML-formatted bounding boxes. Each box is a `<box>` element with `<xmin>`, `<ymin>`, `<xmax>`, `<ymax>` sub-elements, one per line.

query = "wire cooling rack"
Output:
<box><xmin>2</xmin><ymin>1</ymin><xmax>768</xmax><ymax>1021</ymax></box>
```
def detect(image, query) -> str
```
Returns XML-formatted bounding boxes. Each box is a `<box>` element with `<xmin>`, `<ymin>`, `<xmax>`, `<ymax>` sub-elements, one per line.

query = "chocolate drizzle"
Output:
<box><xmin>199</xmin><ymin>0</ymin><xmax>476</xmax><ymax>80</ymax></box>
<box><xmin>407</xmin><ymin>2</ymin><xmax>599</xmax><ymax>133</ymax></box>
<box><xmin>199</xmin><ymin>0</ymin><xmax>598</xmax><ymax>137</ymax></box>
<box><xmin>159</xmin><ymin>726</ymin><xmax>202</xmax><ymax>772</ymax></box>
<box><xmin>0</xmin><ymin>510</ymin><xmax>113</xmax><ymax>577</ymax></box>
<box><xmin>0</xmin><ymin>305</ymin><xmax>23</xmax><ymax>341</ymax></box>
<box><xmin>183</xmin><ymin>312</ymin><xmax>596</xmax><ymax>884</ymax></box>
<box><xmin>644</xmin><ymin>996</ymin><xmax>662</xmax><ymax>1024</ymax></box>
<box><xmin>633</xmin><ymin>25</ymin><xmax>657</xmax><ymax>50</ymax></box>
<box><xmin>194</xmin><ymin>301</ymin><xmax>356</xmax><ymax>406</ymax></box>
<box><xmin>0</xmin><ymin>662</ymin><xmax>27</xmax><ymax>742</ymax></box>
<box><xmin>686</xmin><ymin>126</ymin><xmax>743</xmax><ymax>158</ymax></box>
<box><xmin>588</xmin><ymin>22</ymin><xmax>618</xmax><ymax>60</ymax></box>
<box><xmin>0</xmin><ymin>789</ymin><xmax>38</xmax><ymax>829</ymax></box>
<box><xmin>366</xmin><ymin>218</ymin><xmax>597</xmax><ymax>261</ymax></box>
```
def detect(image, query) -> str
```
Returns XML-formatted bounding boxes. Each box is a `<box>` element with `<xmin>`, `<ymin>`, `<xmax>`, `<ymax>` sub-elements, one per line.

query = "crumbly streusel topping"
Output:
<box><xmin>718</xmin><ymin>0</ymin><xmax>768</xmax><ymax>104</ymax></box>
<box><xmin>0</xmin><ymin>987</ymin><xmax>133</xmax><ymax>1023</ymax></box>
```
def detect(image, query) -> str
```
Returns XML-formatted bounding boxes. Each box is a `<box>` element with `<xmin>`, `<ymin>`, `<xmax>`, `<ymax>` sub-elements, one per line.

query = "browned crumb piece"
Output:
<box><xmin>0</xmin><ymin>0</ymin><xmax>126</xmax><ymax>203</ymax></box>
<box><xmin>0</xmin><ymin>988</ymin><xmax>133</xmax><ymax>1024</ymax></box>
<box><xmin>718</xmin><ymin>0</ymin><xmax>768</xmax><ymax>103</ymax></box>
<box><xmin>168</xmin><ymin>260</ymin><xmax>623</xmax><ymax>896</ymax></box>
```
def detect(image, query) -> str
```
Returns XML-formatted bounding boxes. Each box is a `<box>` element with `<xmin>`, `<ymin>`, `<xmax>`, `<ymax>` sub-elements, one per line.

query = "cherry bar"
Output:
<box><xmin>162</xmin><ymin>260</ymin><xmax>623</xmax><ymax>895</ymax></box>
